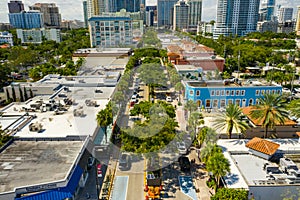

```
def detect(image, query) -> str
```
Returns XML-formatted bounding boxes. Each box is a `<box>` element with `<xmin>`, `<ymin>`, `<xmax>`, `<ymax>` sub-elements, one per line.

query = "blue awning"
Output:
<box><xmin>16</xmin><ymin>165</ymin><xmax>83</xmax><ymax>200</ymax></box>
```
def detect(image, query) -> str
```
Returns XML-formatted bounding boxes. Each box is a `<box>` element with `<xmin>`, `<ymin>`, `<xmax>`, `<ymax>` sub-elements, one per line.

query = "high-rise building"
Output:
<box><xmin>0</xmin><ymin>32</ymin><xmax>14</xmax><ymax>46</ymax></box>
<box><xmin>83</xmin><ymin>1</ymin><xmax>88</xmax><ymax>28</ymax></box>
<box><xmin>114</xmin><ymin>0</ymin><xmax>141</xmax><ymax>12</ymax></box>
<box><xmin>9</xmin><ymin>11</ymin><xmax>44</xmax><ymax>29</ymax></box>
<box><xmin>278</xmin><ymin>7</ymin><xmax>293</xmax><ymax>23</ymax></box>
<box><xmin>157</xmin><ymin>0</ymin><xmax>177</xmax><ymax>27</ymax></box>
<box><xmin>29</xmin><ymin>3</ymin><xmax>61</xmax><ymax>28</ymax></box>
<box><xmin>173</xmin><ymin>1</ymin><xmax>189</xmax><ymax>31</ymax></box>
<box><xmin>213</xmin><ymin>0</ymin><xmax>260</xmax><ymax>39</ymax></box>
<box><xmin>17</xmin><ymin>28</ymin><xmax>61</xmax><ymax>44</ymax></box>
<box><xmin>8</xmin><ymin>0</ymin><xmax>24</xmax><ymax>13</ymax></box>
<box><xmin>187</xmin><ymin>0</ymin><xmax>202</xmax><ymax>27</ymax></box>
<box><xmin>296</xmin><ymin>6</ymin><xmax>300</xmax><ymax>36</ymax></box>
<box><xmin>89</xmin><ymin>15</ymin><xmax>133</xmax><ymax>47</ymax></box>
<box><xmin>259</xmin><ymin>0</ymin><xmax>275</xmax><ymax>21</ymax></box>
<box><xmin>86</xmin><ymin>0</ymin><xmax>107</xmax><ymax>19</ymax></box>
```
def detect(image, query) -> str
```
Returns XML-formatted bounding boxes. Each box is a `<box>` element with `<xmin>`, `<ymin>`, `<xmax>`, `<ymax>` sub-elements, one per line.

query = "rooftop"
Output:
<box><xmin>241</xmin><ymin>107</ymin><xmax>296</xmax><ymax>126</ymax></box>
<box><xmin>246</xmin><ymin>137</ymin><xmax>280</xmax><ymax>155</ymax></box>
<box><xmin>0</xmin><ymin>139</ymin><xmax>85</xmax><ymax>193</ymax></box>
<box><xmin>217</xmin><ymin>139</ymin><xmax>300</xmax><ymax>189</ymax></box>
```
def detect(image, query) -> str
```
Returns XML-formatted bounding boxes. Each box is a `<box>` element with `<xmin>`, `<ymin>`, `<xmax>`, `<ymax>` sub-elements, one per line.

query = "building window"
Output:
<box><xmin>226</xmin><ymin>90</ymin><xmax>230</xmax><ymax>96</ymax></box>
<box><xmin>213</xmin><ymin>99</ymin><xmax>218</xmax><ymax>108</ymax></box>
<box><xmin>255</xmin><ymin>90</ymin><xmax>260</xmax><ymax>96</ymax></box>
<box><xmin>197</xmin><ymin>100</ymin><xmax>202</xmax><ymax>107</ymax></box>
<box><xmin>216</xmin><ymin>90</ymin><xmax>220</xmax><ymax>96</ymax></box>
<box><xmin>249</xmin><ymin>98</ymin><xmax>253</xmax><ymax>106</ymax></box>
<box><xmin>261</xmin><ymin>90</ymin><xmax>265</xmax><ymax>95</ymax></box>
<box><xmin>272</xmin><ymin>90</ymin><xmax>275</xmax><ymax>94</ymax></box>
<box><xmin>277</xmin><ymin>90</ymin><xmax>281</xmax><ymax>94</ymax></box>
<box><xmin>266</xmin><ymin>90</ymin><xmax>270</xmax><ymax>94</ymax></box>
<box><xmin>235</xmin><ymin>99</ymin><xmax>241</xmax><ymax>106</ymax></box>
<box><xmin>242</xmin><ymin>99</ymin><xmax>246</xmax><ymax>107</ymax></box>
<box><xmin>236</xmin><ymin>90</ymin><xmax>240</xmax><ymax>96</ymax></box>
<box><xmin>256</xmin><ymin>99</ymin><xmax>259</xmax><ymax>105</ymax></box>
<box><xmin>221</xmin><ymin>90</ymin><xmax>225</xmax><ymax>96</ymax></box>
<box><xmin>241</xmin><ymin>90</ymin><xmax>245</xmax><ymax>96</ymax></box>
<box><xmin>205</xmin><ymin>100</ymin><xmax>211</xmax><ymax>108</ymax></box>
<box><xmin>228</xmin><ymin>99</ymin><xmax>233</xmax><ymax>105</ymax></box>
<box><xmin>220</xmin><ymin>99</ymin><xmax>226</xmax><ymax>107</ymax></box>
<box><xmin>211</xmin><ymin>90</ymin><xmax>215</xmax><ymax>96</ymax></box>
<box><xmin>196</xmin><ymin>90</ymin><xmax>200</xmax><ymax>96</ymax></box>
<box><xmin>190</xmin><ymin>90</ymin><xmax>194</xmax><ymax>95</ymax></box>
<box><xmin>231</xmin><ymin>90</ymin><xmax>235</xmax><ymax>96</ymax></box>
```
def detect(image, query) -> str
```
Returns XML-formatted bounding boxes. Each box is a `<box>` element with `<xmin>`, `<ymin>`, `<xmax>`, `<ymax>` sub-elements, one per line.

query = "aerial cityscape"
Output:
<box><xmin>0</xmin><ymin>0</ymin><xmax>300</xmax><ymax>200</ymax></box>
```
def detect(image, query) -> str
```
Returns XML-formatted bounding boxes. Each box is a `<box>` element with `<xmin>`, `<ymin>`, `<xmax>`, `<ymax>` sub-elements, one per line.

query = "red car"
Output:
<box><xmin>97</xmin><ymin>164</ymin><xmax>102</xmax><ymax>177</ymax></box>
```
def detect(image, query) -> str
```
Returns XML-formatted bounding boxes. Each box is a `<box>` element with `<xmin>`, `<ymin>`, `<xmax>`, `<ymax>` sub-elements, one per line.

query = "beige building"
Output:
<box><xmin>296</xmin><ymin>6</ymin><xmax>300</xmax><ymax>36</ymax></box>
<box><xmin>29</xmin><ymin>3</ymin><xmax>61</xmax><ymax>28</ymax></box>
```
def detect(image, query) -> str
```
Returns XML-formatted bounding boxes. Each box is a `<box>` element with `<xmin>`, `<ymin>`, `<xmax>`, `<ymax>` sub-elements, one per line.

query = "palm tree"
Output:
<box><xmin>188</xmin><ymin>112</ymin><xmax>204</xmax><ymax>138</ymax></box>
<box><xmin>289</xmin><ymin>100</ymin><xmax>300</xmax><ymax>118</ymax></box>
<box><xmin>96</xmin><ymin>103</ymin><xmax>113</xmax><ymax>143</ymax></box>
<box><xmin>250</xmin><ymin>94</ymin><xmax>289</xmax><ymax>138</ymax></box>
<box><xmin>196</xmin><ymin>127</ymin><xmax>218</xmax><ymax>148</ymax></box>
<box><xmin>175</xmin><ymin>82</ymin><xmax>184</xmax><ymax>103</ymax></box>
<box><xmin>206</xmin><ymin>152</ymin><xmax>230</xmax><ymax>189</ymax></box>
<box><xmin>213</xmin><ymin>104</ymin><xmax>249</xmax><ymax>139</ymax></box>
<box><xmin>184</xmin><ymin>100</ymin><xmax>198</xmax><ymax>117</ymax></box>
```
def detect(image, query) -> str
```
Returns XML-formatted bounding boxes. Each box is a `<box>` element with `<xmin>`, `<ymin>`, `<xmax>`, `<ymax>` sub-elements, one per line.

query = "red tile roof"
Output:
<box><xmin>246</xmin><ymin>137</ymin><xmax>280</xmax><ymax>155</ymax></box>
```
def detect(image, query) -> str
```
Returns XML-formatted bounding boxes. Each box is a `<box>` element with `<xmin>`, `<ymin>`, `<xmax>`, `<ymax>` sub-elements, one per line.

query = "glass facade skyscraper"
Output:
<box><xmin>214</xmin><ymin>0</ymin><xmax>260</xmax><ymax>39</ymax></box>
<box><xmin>157</xmin><ymin>0</ymin><xmax>178</xmax><ymax>27</ymax></box>
<box><xmin>173</xmin><ymin>1</ymin><xmax>189</xmax><ymax>30</ymax></box>
<box><xmin>9</xmin><ymin>11</ymin><xmax>44</xmax><ymax>29</ymax></box>
<box><xmin>187</xmin><ymin>0</ymin><xmax>202</xmax><ymax>27</ymax></box>
<box><xmin>8</xmin><ymin>0</ymin><xmax>24</xmax><ymax>13</ymax></box>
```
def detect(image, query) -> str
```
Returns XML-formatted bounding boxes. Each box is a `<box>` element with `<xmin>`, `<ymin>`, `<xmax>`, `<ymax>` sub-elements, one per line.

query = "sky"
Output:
<box><xmin>0</xmin><ymin>0</ymin><xmax>299</xmax><ymax>23</ymax></box>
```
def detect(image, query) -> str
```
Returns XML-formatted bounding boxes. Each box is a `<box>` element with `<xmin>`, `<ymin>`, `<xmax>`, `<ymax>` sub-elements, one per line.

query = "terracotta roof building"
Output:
<box><xmin>246</xmin><ymin>137</ymin><xmax>280</xmax><ymax>159</ymax></box>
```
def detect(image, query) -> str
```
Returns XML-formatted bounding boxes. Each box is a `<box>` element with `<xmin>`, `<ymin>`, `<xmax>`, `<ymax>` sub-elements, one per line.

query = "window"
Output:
<box><xmin>255</xmin><ymin>90</ymin><xmax>260</xmax><ymax>96</ymax></box>
<box><xmin>256</xmin><ymin>99</ymin><xmax>259</xmax><ymax>105</ymax></box>
<box><xmin>205</xmin><ymin>100</ymin><xmax>211</xmax><ymax>108</ymax></box>
<box><xmin>226</xmin><ymin>90</ymin><xmax>230</xmax><ymax>96</ymax></box>
<box><xmin>242</xmin><ymin>99</ymin><xmax>246</xmax><ymax>107</ymax></box>
<box><xmin>231</xmin><ymin>90</ymin><xmax>235</xmax><ymax>96</ymax></box>
<box><xmin>277</xmin><ymin>90</ymin><xmax>281</xmax><ymax>94</ymax></box>
<box><xmin>196</xmin><ymin>91</ymin><xmax>200</xmax><ymax>96</ymax></box>
<box><xmin>220</xmin><ymin>99</ymin><xmax>226</xmax><ymax>107</ymax></box>
<box><xmin>228</xmin><ymin>99</ymin><xmax>233</xmax><ymax>105</ymax></box>
<box><xmin>261</xmin><ymin>90</ymin><xmax>265</xmax><ymax>95</ymax></box>
<box><xmin>235</xmin><ymin>99</ymin><xmax>241</xmax><ymax>106</ymax></box>
<box><xmin>213</xmin><ymin>100</ymin><xmax>218</xmax><ymax>108</ymax></box>
<box><xmin>241</xmin><ymin>90</ymin><xmax>245</xmax><ymax>96</ymax></box>
<box><xmin>190</xmin><ymin>90</ymin><xmax>194</xmax><ymax>95</ymax></box>
<box><xmin>211</xmin><ymin>90</ymin><xmax>215</xmax><ymax>96</ymax></box>
<box><xmin>236</xmin><ymin>90</ymin><xmax>240</xmax><ymax>96</ymax></box>
<box><xmin>216</xmin><ymin>90</ymin><xmax>220</xmax><ymax>96</ymax></box>
<box><xmin>266</xmin><ymin>90</ymin><xmax>270</xmax><ymax>94</ymax></box>
<box><xmin>272</xmin><ymin>90</ymin><xmax>275</xmax><ymax>94</ymax></box>
<box><xmin>249</xmin><ymin>99</ymin><xmax>253</xmax><ymax>106</ymax></box>
<box><xmin>197</xmin><ymin>100</ymin><xmax>202</xmax><ymax>107</ymax></box>
<box><xmin>221</xmin><ymin>90</ymin><xmax>225</xmax><ymax>96</ymax></box>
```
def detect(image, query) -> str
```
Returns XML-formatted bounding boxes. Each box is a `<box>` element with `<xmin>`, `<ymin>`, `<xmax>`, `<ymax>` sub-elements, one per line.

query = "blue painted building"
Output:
<box><xmin>184</xmin><ymin>80</ymin><xmax>282</xmax><ymax>109</ymax></box>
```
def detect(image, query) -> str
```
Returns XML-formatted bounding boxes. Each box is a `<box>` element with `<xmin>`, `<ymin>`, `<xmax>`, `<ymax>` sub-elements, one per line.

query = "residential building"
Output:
<box><xmin>89</xmin><ymin>16</ymin><xmax>133</xmax><ymax>47</ymax></box>
<box><xmin>8</xmin><ymin>0</ymin><xmax>24</xmax><ymax>13</ymax></box>
<box><xmin>173</xmin><ymin>1</ymin><xmax>189</xmax><ymax>31</ymax></box>
<box><xmin>146</xmin><ymin>9</ymin><xmax>154</xmax><ymax>26</ymax></box>
<box><xmin>183</xmin><ymin>78</ymin><xmax>282</xmax><ymax>109</ymax></box>
<box><xmin>277</xmin><ymin>20</ymin><xmax>296</xmax><ymax>34</ymax></box>
<box><xmin>218</xmin><ymin>138</ymin><xmax>300</xmax><ymax>200</ymax></box>
<box><xmin>197</xmin><ymin>22</ymin><xmax>214</xmax><ymax>35</ymax></box>
<box><xmin>259</xmin><ymin>0</ymin><xmax>276</xmax><ymax>21</ymax></box>
<box><xmin>114</xmin><ymin>0</ymin><xmax>141</xmax><ymax>12</ymax></box>
<box><xmin>157</xmin><ymin>0</ymin><xmax>177</xmax><ymax>27</ymax></box>
<box><xmin>83</xmin><ymin>0</ymin><xmax>88</xmax><ymax>28</ymax></box>
<box><xmin>0</xmin><ymin>32</ymin><xmax>13</xmax><ymax>46</ymax></box>
<box><xmin>61</xmin><ymin>20</ymin><xmax>86</xmax><ymax>30</ymax></box>
<box><xmin>296</xmin><ymin>6</ymin><xmax>300</xmax><ymax>36</ymax></box>
<box><xmin>146</xmin><ymin>6</ymin><xmax>157</xmax><ymax>24</ymax></box>
<box><xmin>16</xmin><ymin>28</ymin><xmax>61</xmax><ymax>44</ymax></box>
<box><xmin>187</xmin><ymin>0</ymin><xmax>202</xmax><ymax>27</ymax></box>
<box><xmin>9</xmin><ymin>10</ymin><xmax>44</xmax><ymax>29</ymax></box>
<box><xmin>0</xmin><ymin>23</ymin><xmax>12</xmax><ymax>31</ymax></box>
<box><xmin>213</xmin><ymin>0</ymin><xmax>260</xmax><ymax>39</ymax></box>
<box><xmin>29</xmin><ymin>3</ymin><xmax>61</xmax><ymax>28</ymax></box>
<box><xmin>257</xmin><ymin>20</ymin><xmax>278</xmax><ymax>33</ymax></box>
<box><xmin>278</xmin><ymin>7</ymin><xmax>293</xmax><ymax>23</ymax></box>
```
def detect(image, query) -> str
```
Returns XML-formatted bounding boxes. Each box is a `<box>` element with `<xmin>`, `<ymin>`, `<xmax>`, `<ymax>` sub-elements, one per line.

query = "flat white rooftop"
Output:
<box><xmin>0</xmin><ymin>140</ymin><xmax>84</xmax><ymax>193</ymax></box>
<box><xmin>217</xmin><ymin>139</ymin><xmax>300</xmax><ymax>189</ymax></box>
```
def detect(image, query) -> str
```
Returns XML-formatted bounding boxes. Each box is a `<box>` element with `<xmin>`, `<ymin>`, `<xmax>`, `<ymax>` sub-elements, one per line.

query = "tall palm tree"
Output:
<box><xmin>213</xmin><ymin>104</ymin><xmax>249</xmax><ymax>139</ymax></box>
<box><xmin>206</xmin><ymin>152</ymin><xmax>230</xmax><ymax>189</ymax></box>
<box><xmin>96</xmin><ymin>103</ymin><xmax>113</xmax><ymax>143</ymax></box>
<box><xmin>188</xmin><ymin>112</ymin><xmax>204</xmax><ymax>138</ymax></box>
<box><xmin>184</xmin><ymin>100</ymin><xmax>198</xmax><ymax>117</ymax></box>
<box><xmin>250</xmin><ymin>93</ymin><xmax>289</xmax><ymax>138</ymax></box>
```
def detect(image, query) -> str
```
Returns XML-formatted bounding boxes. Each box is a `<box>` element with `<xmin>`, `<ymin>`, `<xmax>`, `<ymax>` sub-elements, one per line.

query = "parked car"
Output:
<box><xmin>97</xmin><ymin>164</ymin><xmax>102</xmax><ymax>177</ymax></box>
<box><xmin>166</xmin><ymin>96</ymin><xmax>172</xmax><ymax>102</ymax></box>
<box><xmin>178</xmin><ymin>156</ymin><xmax>191</xmax><ymax>172</ymax></box>
<box><xmin>119</xmin><ymin>153</ymin><xmax>131</xmax><ymax>170</ymax></box>
<box><xmin>131</xmin><ymin>94</ymin><xmax>138</xmax><ymax>103</ymax></box>
<box><xmin>177</xmin><ymin>142</ymin><xmax>188</xmax><ymax>155</ymax></box>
